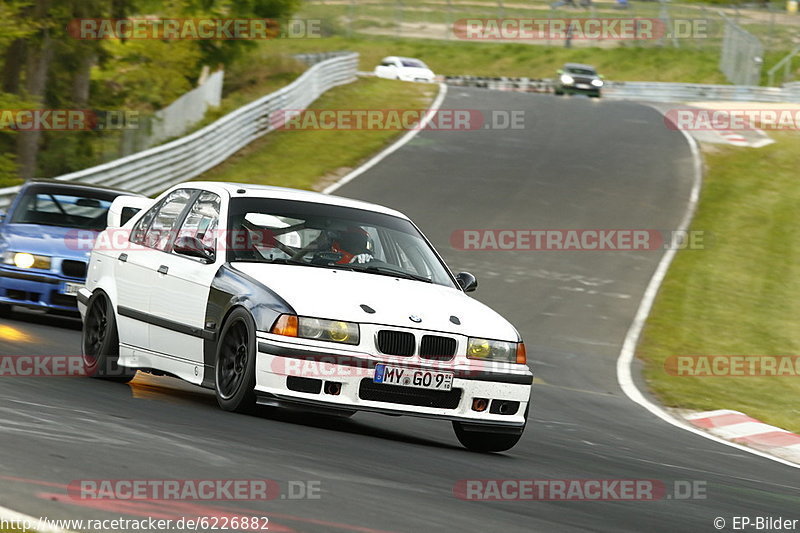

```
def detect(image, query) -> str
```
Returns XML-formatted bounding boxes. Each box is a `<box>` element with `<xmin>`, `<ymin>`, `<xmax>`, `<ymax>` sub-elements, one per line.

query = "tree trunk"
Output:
<box><xmin>2</xmin><ymin>39</ymin><xmax>27</xmax><ymax>94</ymax></box>
<box><xmin>17</xmin><ymin>26</ymin><xmax>53</xmax><ymax>180</ymax></box>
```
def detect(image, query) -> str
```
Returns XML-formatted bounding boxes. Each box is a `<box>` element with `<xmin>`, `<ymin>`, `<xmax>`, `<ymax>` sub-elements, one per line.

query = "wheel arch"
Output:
<box><xmin>200</xmin><ymin>264</ymin><xmax>294</xmax><ymax>388</ymax></box>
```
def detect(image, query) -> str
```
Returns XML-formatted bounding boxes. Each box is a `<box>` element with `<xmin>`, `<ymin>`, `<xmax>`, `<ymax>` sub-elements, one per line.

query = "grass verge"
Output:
<box><xmin>636</xmin><ymin>132</ymin><xmax>800</xmax><ymax>433</ymax></box>
<box><xmin>195</xmin><ymin>77</ymin><xmax>437</xmax><ymax>190</ymax></box>
<box><xmin>260</xmin><ymin>35</ymin><xmax>729</xmax><ymax>83</ymax></box>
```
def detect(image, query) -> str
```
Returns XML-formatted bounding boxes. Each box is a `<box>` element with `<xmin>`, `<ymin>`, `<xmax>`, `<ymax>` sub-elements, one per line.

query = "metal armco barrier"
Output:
<box><xmin>443</xmin><ymin>75</ymin><xmax>800</xmax><ymax>104</ymax></box>
<box><xmin>0</xmin><ymin>53</ymin><xmax>359</xmax><ymax>210</ymax></box>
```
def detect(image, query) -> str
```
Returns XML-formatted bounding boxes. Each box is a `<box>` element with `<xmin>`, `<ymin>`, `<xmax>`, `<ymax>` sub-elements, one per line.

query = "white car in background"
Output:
<box><xmin>374</xmin><ymin>56</ymin><xmax>436</xmax><ymax>83</ymax></box>
<box><xmin>78</xmin><ymin>182</ymin><xmax>532</xmax><ymax>452</ymax></box>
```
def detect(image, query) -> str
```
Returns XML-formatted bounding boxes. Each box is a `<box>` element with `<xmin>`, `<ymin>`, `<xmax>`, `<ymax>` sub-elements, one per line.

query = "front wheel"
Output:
<box><xmin>215</xmin><ymin>308</ymin><xmax>258</xmax><ymax>413</ymax></box>
<box><xmin>0</xmin><ymin>303</ymin><xmax>12</xmax><ymax>317</ymax></box>
<box><xmin>82</xmin><ymin>291</ymin><xmax>136</xmax><ymax>383</ymax></box>
<box><xmin>453</xmin><ymin>422</ymin><xmax>525</xmax><ymax>453</ymax></box>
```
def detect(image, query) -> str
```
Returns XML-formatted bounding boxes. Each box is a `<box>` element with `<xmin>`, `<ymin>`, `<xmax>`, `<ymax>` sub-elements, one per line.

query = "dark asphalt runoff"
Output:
<box><xmin>0</xmin><ymin>88</ymin><xmax>797</xmax><ymax>533</ymax></box>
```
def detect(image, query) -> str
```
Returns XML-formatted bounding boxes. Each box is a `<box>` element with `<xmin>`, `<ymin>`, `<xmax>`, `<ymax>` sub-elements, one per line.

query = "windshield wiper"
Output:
<box><xmin>256</xmin><ymin>257</ymin><xmax>357</xmax><ymax>271</ymax></box>
<box><xmin>358</xmin><ymin>265</ymin><xmax>432</xmax><ymax>283</ymax></box>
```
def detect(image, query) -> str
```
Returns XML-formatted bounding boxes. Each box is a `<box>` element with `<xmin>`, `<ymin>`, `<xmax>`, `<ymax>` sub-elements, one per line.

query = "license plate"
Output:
<box><xmin>374</xmin><ymin>364</ymin><xmax>453</xmax><ymax>391</ymax></box>
<box><xmin>576</xmin><ymin>83</ymin><xmax>590</xmax><ymax>89</ymax></box>
<box><xmin>61</xmin><ymin>282</ymin><xmax>83</xmax><ymax>296</ymax></box>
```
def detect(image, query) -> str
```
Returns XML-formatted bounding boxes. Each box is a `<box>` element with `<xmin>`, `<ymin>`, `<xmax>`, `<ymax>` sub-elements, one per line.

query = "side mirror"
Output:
<box><xmin>174</xmin><ymin>236</ymin><xmax>215</xmax><ymax>263</ymax></box>
<box><xmin>455</xmin><ymin>272</ymin><xmax>478</xmax><ymax>293</ymax></box>
<box><xmin>0</xmin><ymin>210</ymin><xmax>5</xmax><ymax>223</ymax></box>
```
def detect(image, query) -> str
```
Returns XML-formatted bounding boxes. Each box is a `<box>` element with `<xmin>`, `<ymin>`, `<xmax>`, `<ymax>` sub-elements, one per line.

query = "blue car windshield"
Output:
<box><xmin>10</xmin><ymin>190</ymin><xmax>113</xmax><ymax>231</ymax></box>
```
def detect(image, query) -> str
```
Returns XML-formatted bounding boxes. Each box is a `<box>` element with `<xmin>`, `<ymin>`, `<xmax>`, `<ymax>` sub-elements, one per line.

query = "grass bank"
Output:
<box><xmin>195</xmin><ymin>77</ymin><xmax>437</xmax><ymax>190</ymax></box>
<box><xmin>636</xmin><ymin>132</ymin><xmax>800</xmax><ymax>433</ymax></box>
<box><xmin>260</xmin><ymin>35</ymin><xmax>728</xmax><ymax>83</ymax></box>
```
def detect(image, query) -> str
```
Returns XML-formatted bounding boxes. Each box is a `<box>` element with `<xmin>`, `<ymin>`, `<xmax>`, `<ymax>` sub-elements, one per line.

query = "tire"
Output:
<box><xmin>0</xmin><ymin>303</ymin><xmax>12</xmax><ymax>317</ymax></box>
<box><xmin>82</xmin><ymin>291</ymin><xmax>136</xmax><ymax>383</ymax></box>
<box><xmin>214</xmin><ymin>308</ymin><xmax>258</xmax><ymax>413</ymax></box>
<box><xmin>554</xmin><ymin>89</ymin><xmax>563</xmax><ymax>96</ymax></box>
<box><xmin>452</xmin><ymin>422</ymin><xmax>525</xmax><ymax>453</ymax></box>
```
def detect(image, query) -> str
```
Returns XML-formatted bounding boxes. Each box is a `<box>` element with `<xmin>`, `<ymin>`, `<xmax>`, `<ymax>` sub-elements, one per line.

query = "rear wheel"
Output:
<box><xmin>453</xmin><ymin>422</ymin><xmax>525</xmax><ymax>453</ymax></box>
<box><xmin>215</xmin><ymin>308</ymin><xmax>257</xmax><ymax>413</ymax></box>
<box><xmin>0</xmin><ymin>303</ymin><xmax>12</xmax><ymax>317</ymax></box>
<box><xmin>82</xmin><ymin>292</ymin><xmax>136</xmax><ymax>383</ymax></box>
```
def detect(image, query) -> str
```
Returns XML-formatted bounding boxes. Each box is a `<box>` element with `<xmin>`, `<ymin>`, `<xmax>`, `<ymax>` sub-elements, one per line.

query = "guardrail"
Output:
<box><xmin>0</xmin><ymin>52</ymin><xmax>359</xmax><ymax>211</ymax></box>
<box><xmin>442</xmin><ymin>75</ymin><xmax>800</xmax><ymax>103</ymax></box>
<box><xmin>603</xmin><ymin>81</ymin><xmax>800</xmax><ymax>103</ymax></box>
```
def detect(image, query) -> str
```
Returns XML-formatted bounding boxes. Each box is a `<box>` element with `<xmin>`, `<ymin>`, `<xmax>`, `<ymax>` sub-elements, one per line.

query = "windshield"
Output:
<box><xmin>9</xmin><ymin>187</ymin><xmax>116</xmax><ymax>231</ymax></box>
<box><xmin>401</xmin><ymin>59</ymin><xmax>427</xmax><ymax>68</ymax></box>
<box><xmin>228</xmin><ymin>197</ymin><xmax>455</xmax><ymax>288</ymax></box>
<box><xmin>566</xmin><ymin>67</ymin><xmax>597</xmax><ymax>76</ymax></box>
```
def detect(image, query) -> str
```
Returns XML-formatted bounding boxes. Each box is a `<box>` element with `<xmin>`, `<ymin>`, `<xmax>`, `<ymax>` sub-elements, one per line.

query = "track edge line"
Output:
<box><xmin>615</xmin><ymin>119</ymin><xmax>800</xmax><ymax>469</ymax></box>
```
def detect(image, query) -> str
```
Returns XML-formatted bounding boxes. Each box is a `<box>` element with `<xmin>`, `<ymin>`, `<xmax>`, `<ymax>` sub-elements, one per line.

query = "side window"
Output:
<box><xmin>130</xmin><ymin>202</ymin><xmax>160</xmax><ymax>245</ymax></box>
<box><xmin>143</xmin><ymin>189</ymin><xmax>193</xmax><ymax>251</ymax></box>
<box><xmin>176</xmin><ymin>191</ymin><xmax>221</xmax><ymax>253</ymax></box>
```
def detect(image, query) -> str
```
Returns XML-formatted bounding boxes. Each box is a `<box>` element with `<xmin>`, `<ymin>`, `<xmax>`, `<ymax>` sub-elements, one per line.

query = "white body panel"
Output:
<box><xmin>374</xmin><ymin>56</ymin><xmax>435</xmax><ymax>83</ymax></box>
<box><xmin>80</xmin><ymin>181</ymin><xmax>531</xmax><ymax>429</ymax></box>
<box><xmin>231</xmin><ymin>262</ymin><xmax>517</xmax><ymax>341</ymax></box>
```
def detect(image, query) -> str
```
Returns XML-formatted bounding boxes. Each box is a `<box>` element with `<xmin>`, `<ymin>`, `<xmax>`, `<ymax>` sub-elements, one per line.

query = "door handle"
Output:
<box><xmin>157</xmin><ymin>265</ymin><xmax>169</xmax><ymax>275</ymax></box>
<box><xmin>118</xmin><ymin>253</ymin><xmax>128</xmax><ymax>262</ymax></box>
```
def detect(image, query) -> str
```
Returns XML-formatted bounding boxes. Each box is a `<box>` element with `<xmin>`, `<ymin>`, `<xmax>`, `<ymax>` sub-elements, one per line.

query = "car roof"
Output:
<box><xmin>190</xmin><ymin>182</ymin><xmax>410</xmax><ymax>220</ymax></box>
<box><xmin>563</xmin><ymin>63</ymin><xmax>597</xmax><ymax>71</ymax></box>
<box><xmin>382</xmin><ymin>56</ymin><xmax>424</xmax><ymax>63</ymax></box>
<box><xmin>21</xmin><ymin>178</ymin><xmax>143</xmax><ymax>196</ymax></box>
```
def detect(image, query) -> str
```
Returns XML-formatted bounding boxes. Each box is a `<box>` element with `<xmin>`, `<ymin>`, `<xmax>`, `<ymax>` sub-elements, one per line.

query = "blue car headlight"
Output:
<box><xmin>2</xmin><ymin>251</ymin><xmax>52</xmax><ymax>270</ymax></box>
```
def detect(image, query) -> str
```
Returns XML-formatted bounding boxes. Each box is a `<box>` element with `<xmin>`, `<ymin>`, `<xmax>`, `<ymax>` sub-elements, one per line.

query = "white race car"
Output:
<box><xmin>78</xmin><ymin>182</ymin><xmax>532</xmax><ymax>452</ymax></box>
<box><xmin>374</xmin><ymin>56</ymin><xmax>436</xmax><ymax>83</ymax></box>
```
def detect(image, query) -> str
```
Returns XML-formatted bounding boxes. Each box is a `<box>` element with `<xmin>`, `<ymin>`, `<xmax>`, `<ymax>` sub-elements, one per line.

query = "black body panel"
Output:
<box><xmin>201</xmin><ymin>263</ymin><xmax>295</xmax><ymax>387</ymax></box>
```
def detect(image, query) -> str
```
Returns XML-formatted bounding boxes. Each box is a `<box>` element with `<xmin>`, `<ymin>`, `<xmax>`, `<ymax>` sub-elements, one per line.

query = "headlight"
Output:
<box><xmin>591</xmin><ymin>79</ymin><xmax>604</xmax><ymax>87</ymax></box>
<box><xmin>467</xmin><ymin>337</ymin><xmax>526</xmax><ymax>364</ymax></box>
<box><xmin>560</xmin><ymin>74</ymin><xmax>574</xmax><ymax>85</ymax></box>
<box><xmin>271</xmin><ymin>314</ymin><xmax>360</xmax><ymax>345</ymax></box>
<box><xmin>2</xmin><ymin>251</ymin><xmax>51</xmax><ymax>270</ymax></box>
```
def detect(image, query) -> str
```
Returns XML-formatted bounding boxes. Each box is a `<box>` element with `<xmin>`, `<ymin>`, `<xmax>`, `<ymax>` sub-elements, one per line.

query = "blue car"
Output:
<box><xmin>0</xmin><ymin>179</ymin><xmax>141</xmax><ymax>314</ymax></box>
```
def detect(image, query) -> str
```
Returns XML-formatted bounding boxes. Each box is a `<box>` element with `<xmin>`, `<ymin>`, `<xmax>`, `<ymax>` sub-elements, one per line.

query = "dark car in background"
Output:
<box><xmin>0</xmin><ymin>179</ymin><xmax>143</xmax><ymax>315</ymax></box>
<box><xmin>554</xmin><ymin>63</ymin><xmax>604</xmax><ymax>97</ymax></box>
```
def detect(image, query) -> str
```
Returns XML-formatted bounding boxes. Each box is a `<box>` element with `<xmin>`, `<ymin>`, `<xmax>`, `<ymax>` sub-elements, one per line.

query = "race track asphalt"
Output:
<box><xmin>0</xmin><ymin>87</ymin><xmax>797</xmax><ymax>533</ymax></box>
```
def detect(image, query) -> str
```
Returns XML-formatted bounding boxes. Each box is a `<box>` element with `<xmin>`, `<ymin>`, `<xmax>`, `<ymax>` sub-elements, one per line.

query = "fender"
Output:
<box><xmin>201</xmin><ymin>263</ymin><xmax>295</xmax><ymax>387</ymax></box>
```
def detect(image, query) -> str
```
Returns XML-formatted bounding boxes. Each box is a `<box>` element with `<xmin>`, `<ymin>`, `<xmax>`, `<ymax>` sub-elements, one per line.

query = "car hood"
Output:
<box><xmin>232</xmin><ymin>263</ymin><xmax>518</xmax><ymax>340</ymax></box>
<box><xmin>0</xmin><ymin>223</ymin><xmax>95</xmax><ymax>262</ymax></box>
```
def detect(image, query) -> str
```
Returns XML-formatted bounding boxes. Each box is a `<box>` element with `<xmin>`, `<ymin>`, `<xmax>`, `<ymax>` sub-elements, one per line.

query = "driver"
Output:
<box><xmin>330</xmin><ymin>226</ymin><xmax>373</xmax><ymax>264</ymax></box>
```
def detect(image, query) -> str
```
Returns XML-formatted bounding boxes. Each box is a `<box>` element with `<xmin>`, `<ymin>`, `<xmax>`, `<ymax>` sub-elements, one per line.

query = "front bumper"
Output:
<box><xmin>557</xmin><ymin>84</ymin><xmax>601</xmax><ymax>96</ymax></box>
<box><xmin>0</xmin><ymin>266</ymin><xmax>83</xmax><ymax>311</ymax></box>
<box><xmin>255</xmin><ymin>335</ymin><xmax>532</xmax><ymax>429</ymax></box>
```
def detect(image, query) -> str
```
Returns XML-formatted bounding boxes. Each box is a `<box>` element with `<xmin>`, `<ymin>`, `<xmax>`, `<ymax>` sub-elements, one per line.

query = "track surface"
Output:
<box><xmin>0</xmin><ymin>88</ymin><xmax>797</xmax><ymax>533</ymax></box>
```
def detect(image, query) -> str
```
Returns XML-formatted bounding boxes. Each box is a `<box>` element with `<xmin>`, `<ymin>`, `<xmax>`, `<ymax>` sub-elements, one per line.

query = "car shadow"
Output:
<box><xmin>126</xmin><ymin>372</ymin><xmax>462</xmax><ymax>451</ymax></box>
<box><xmin>250</xmin><ymin>405</ymin><xmax>464</xmax><ymax>451</ymax></box>
<box><xmin>3</xmin><ymin>306</ymin><xmax>82</xmax><ymax>330</ymax></box>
